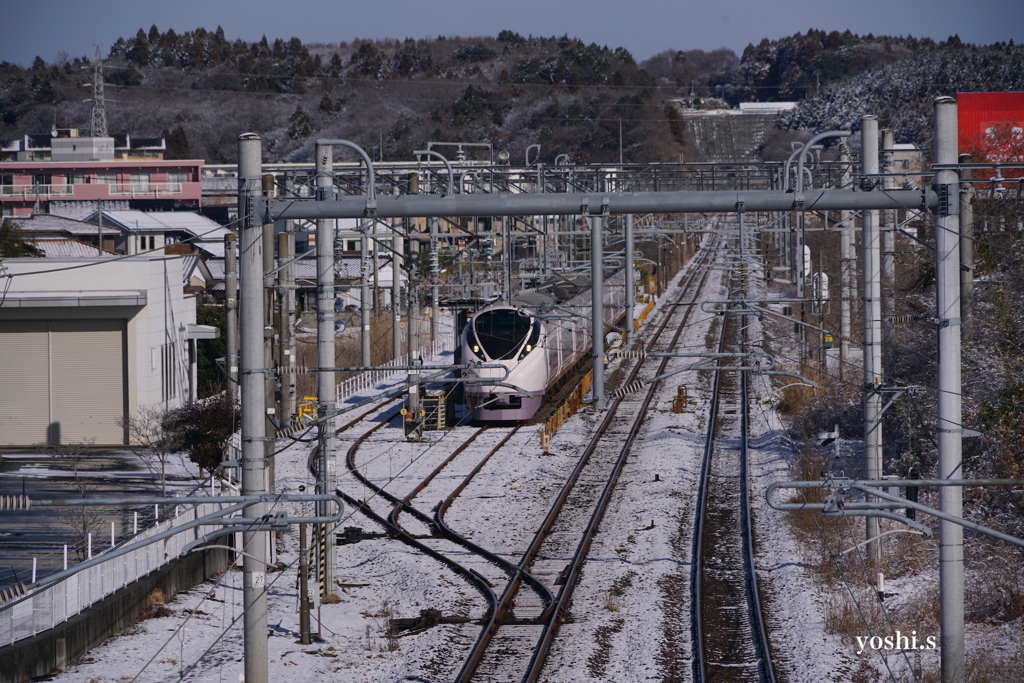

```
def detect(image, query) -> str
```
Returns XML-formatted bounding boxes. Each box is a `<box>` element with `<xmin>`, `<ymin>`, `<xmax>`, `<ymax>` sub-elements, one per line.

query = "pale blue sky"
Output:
<box><xmin>4</xmin><ymin>0</ymin><xmax>1022</xmax><ymax>67</ymax></box>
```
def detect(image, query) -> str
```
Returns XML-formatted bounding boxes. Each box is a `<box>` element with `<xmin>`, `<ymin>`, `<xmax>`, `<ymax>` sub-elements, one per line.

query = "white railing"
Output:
<box><xmin>108</xmin><ymin>182</ymin><xmax>184</xmax><ymax>196</ymax></box>
<box><xmin>0</xmin><ymin>499</ymin><xmax>229</xmax><ymax>648</ymax></box>
<box><xmin>336</xmin><ymin>332</ymin><xmax>455</xmax><ymax>403</ymax></box>
<box><xmin>0</xmin><ymin>183</ymin><xmax>188</xmax><ymax>199</ymax></box>
<box><xmin>0</xmin><ymin>184</ymin><xmax>74</xmax><ymax>198</ymax></box>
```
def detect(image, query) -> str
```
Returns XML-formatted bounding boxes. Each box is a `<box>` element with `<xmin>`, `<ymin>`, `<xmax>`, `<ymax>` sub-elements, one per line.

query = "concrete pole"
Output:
<box><xmin>407</xmin><ymin>170</ymin><xmax>422</xmax><ymax>440</ymax></box>
<box><xmin>261</xmin><ymin>174</ymin><xmax>277</xmax><ymax>492</ymax></box>
<box><xmin>314</xmin><ymin>143</ymin><xmax>336</xmax><ymax>593</ymax></box>
<box><xmin>625</xmin><ymin>214</ymin><xmax>635</xmax><ymax>345</ymax></box>
<box><xmin>959</xmin><ymin>156</ymin><xmax>974</xmax><ymax>333</ymax></box>
<box><xmin>278</xmin><ymin>232</ymin><xmax>295</xmax><ymax>427</ymax></box>
<box><xmin>408</xmin><ymin>233</ymin><xmax>421</xmax><ymax>441</ymax></box>
<box><xmin>360</xmin><ymin>216</ymin><xmax>371</xmax><ymax>367</ymax></box>
<box><xmin>838</xmin><ymin>144</ymin><xmax>853</xmax><ymax>381</ymax></box>
<box><xmin>281</xmin><ymin>174</ymin><xmax>297</xmax><ymax>420</ymax></box>
<box><xmin>97</xmin><ymin>200</ymin><xmax>103</xmax><ymax>255</ymax></box>
<box><xmin>430</xmin><ymin>216</ymin><xmax>439</xmax><ymax>345</ymax></box>
<box><xmin>861</xmin><ymin>115</ymin><xmax>883</xmax><ymax>564</ymax></box>
<box><xmin>372</xmin><ymin>215</ymin><xmax>380</xmax><ymax>310</ymax></box>
<box><xmin>591</xmin><ymin>215</ymin><xmax>605</xmax><ymax>410</ymax></box>
<box><xmin>225</xmin><ymin>233</ymin><xmax>239</xmax><ymax>400</ymax></box>
<box><xmin>882</xmin><ymin>130</ymin><xmax>896</xmax><ymax>380</ymax></box>
<box><xmin>236</xmin><ymin>132</ymin><xmax>268</xmax><ymax>683</ymax></box>
<box><xmin>386</xmin><ymin>184</ymin><xmax>399</xmax><ymax>361</ymax></box>
<box><xmin>935</xmin><ymin>96</ymin><xmax>965</xmax><ymax>683</ymax></box>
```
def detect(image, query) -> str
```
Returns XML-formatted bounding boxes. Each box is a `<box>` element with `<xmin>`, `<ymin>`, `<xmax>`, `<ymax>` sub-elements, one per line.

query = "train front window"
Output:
<box><xmin>474</xmin><ymin>310</ymin><xmax>533</xmax><ymax>360</ymax></box>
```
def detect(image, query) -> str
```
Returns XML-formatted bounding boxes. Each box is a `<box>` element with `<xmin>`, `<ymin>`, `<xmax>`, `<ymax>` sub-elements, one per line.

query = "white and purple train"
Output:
<box><xmin>460</xmin><ymin>270</ymin><xmax>626</xmax><ymax>421</ymax></box>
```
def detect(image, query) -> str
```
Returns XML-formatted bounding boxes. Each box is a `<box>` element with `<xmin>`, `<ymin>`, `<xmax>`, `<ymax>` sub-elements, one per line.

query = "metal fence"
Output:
<box><xmin>0</xmin><ymin>334</ymin><xmax>454</xmax><ymax>648</ymax></box>
<box><xmin>0</xmin><ymin>499</ymin><xmax>228</xmax><ymax>648</ymax></box>
<box><xmin>335</xmin><ymin>332</ymin><xmax>455</xmax><ymax>402</ymax></box>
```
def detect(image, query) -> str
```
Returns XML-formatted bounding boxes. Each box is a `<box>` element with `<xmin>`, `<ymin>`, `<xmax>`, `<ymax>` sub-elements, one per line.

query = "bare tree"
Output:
<box><xmin>37</xmin><ymin>440</ymin><xmax>106</xmax><ymax>561</ymax></box>
<box><xmin>116</xmin><ymin>407</ymin><xmax>176</xmax><ymax>497</ymax></box>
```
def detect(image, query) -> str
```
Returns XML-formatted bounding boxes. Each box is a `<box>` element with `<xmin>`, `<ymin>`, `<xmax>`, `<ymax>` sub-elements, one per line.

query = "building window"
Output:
<box><xmin>130</xmin><ymin>173</ymin><xmax>150</xmax><ymax>192</ymax></box>
<box><xmin>97</xmin><ymin>172</ymin><xmax>117</xmax><ymax>186</ymax></box>
<box><xmin>33</xmin><ymin>174</ymin><xmax>52</xmax><ymax>187</ymax></box>
<box><xmin>66</xmin><ymin>174</ymin><xmax>87</xmax><ymax>185</ymax></box>
<box><xmin>168</xmin><ymin>172</ymin><xmax>189</xmax><ymax>183</ymax></box>
<box><xmin>161</xmin><ymin>342</ymin><xmax>178</xmax><ymax>401</ymax></box>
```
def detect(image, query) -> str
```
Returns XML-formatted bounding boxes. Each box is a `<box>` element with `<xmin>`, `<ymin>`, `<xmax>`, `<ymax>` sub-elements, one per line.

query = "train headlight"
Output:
<box><xmin>472</xmin><ymin>344</ymin><xmax>480</xmax><ymax>354</ymax></box>
<box><xmin>518</xmin><ymin>343</ymin><xmax>534</xmax><ymax>360</ymax></box>
<box><xmin>525</xmin><ymin>344</ymin><xmax>532</xmax><ymax>352</ymax></box>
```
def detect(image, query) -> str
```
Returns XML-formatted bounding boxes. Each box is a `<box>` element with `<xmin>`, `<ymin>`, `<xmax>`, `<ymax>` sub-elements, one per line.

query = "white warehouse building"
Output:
<box><xmin>0</xmin><ymin>256</ymin><xmax>209</xmax><ymax>446</ymax></box>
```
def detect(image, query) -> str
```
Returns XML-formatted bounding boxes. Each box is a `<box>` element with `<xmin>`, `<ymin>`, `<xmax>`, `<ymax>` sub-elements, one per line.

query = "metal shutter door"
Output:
<box><xmin>0</xmin><ymin>321</ymin><xmax>50</xmax><ymax>445</ymax></box>
<box><xmin>50</xmin><ymin>319</ymin><xmax>126</xmax><ymax>445</ymax></box>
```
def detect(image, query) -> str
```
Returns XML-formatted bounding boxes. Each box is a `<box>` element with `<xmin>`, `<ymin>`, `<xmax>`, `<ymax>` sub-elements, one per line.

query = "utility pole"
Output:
<box><xmin>935</xmin><ymin>96</ymin><xmax>965</xmax><ymax>683</ymax></box>
<box><xmin>314</xmin><ymin>143</ymin><xmax>337</xmax><ymax>594</ymax></box>
<box><xmin>392</xmin><ymin>186</ymin><xmax>402</xmax><ymax>362</ymax></box>
<box><xmin>237</xmin><ymin>132</ymin><xmax>269</xmax><ymax>683</ymax></box>
<box><xmin>590</xmin><ymin>214</ymin><xmax>605</xmax><ymax>410</ymax></box>
<box><xmin>96</xmin><ymin>199</ymin><xmax>103</xmax><ymax>256</ymax></box>
<box><xmin>861</xmin><ymin>115</ymin><xmax>883</xmax><ymax>564</ymax></box>
<box><xmin>262</xmin><ymin>174</ymin><xmax>277</xmax><ymax>492</ymax></box>
<box><xmin>430</xmin><ymin>214</ymin><xmax>439</xmax><ymax>345</ymax></box>
<box><xmin>959</xmin><ymin>155</ymin><xmax>974</xmax><ymax>332</ymax></box>
<box><xmin>225</xmin><ymin>233</ymin><xmax>239</xmax><ymax>400</ymax></box>
<box><xmin>278</xmin><ymin>231</ymin><xmax>295</xmax><ymax>422</ymax></box>
<box><xmin>838</xmin><ymin>143</ymin><xmax>853</xmax><ymax>381</ymax></box>
<box><xmin>881</xmin><ymin>129</ymin><xmax>896</xmax><ymax>380</ymax></box>
<box><xmin>407</xmin><ymin>220</ymin><xmax>422</xmax><ymax>441</ymax></box>
<box><xmin>625</xmin><ymin>214</ymin><xmax>635</xmax><ymax>345</ymax></box>
<box><xmin>360</xmin><ymin>216</ymin><xmax>371</xmax><ymax>366</ymax></box>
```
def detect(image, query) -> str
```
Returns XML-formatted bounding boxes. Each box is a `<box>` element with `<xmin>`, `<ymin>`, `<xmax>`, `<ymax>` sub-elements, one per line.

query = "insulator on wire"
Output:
<box><xmin>611</xmin><ymin>380</ymin><xmax>647</xmax><ymax>398</ymax></box>
<box><xmin>0</xmin><ymin>495</ymin><xmax>30</xmax><ymax>511</ymax></box>
<box><xmin>0</xmin><ymin>583</ymin><xmax>27</xmax><ymax>605</ymax></box>
<box><xmin>275</xmin><ymin>421</ymin><xmax>305</xmax><ymax>438</ymax></box>
<box><xmin>609</xmin><ymin>350</ymin><xmax>648</xmax><ymax>360</ymax></box>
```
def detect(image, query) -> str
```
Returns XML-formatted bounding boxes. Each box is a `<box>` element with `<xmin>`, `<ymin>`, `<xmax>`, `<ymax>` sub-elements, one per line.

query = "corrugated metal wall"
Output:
<box><xmin>0</xmin><ymin>319</ymin><xmax>126</xmax><ymax>446</ymax></box>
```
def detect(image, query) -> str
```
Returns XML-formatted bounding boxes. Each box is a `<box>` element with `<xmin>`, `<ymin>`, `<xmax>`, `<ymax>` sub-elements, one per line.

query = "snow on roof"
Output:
<box><xmin>205</xmin><ymin>257</ymin><xmax>225</xmax><ymax>280</ymax></box>
<box><xmin>738</xmin><ymin>101</ymin><xmax>798</xmax><ymax>112</ymax></box>
<box><xmin>12</xmin><ymin>214</ymin><xmax>118</xmax><ymax>236</ymax></box>
<box><xmin>85</xmin><ymin>210</ymin><xmax>231</xmax><ymax>242</ymax></box>
<box><xmin>33</xmin><ymin>238</ymin><xmax>116</xmax><ymax>257</ymax></box>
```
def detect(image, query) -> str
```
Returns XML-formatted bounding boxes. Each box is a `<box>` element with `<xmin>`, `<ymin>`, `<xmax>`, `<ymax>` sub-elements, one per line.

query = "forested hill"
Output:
<box><xmin>1</xmin><ymin>28</ymin><xmax>1021</xmax><ymax>164</ymax></box>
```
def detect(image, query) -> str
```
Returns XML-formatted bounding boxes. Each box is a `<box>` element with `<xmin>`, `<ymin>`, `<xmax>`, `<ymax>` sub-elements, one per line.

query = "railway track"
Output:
<box><xmin>691</xmin><ymin>222</ymin><xmax>776</xmax><ymax>683</ymax></box>
<box><xmin>456</xmin><ymin>235</ymin><xmax>721</xmax><ymax>682</ymax></box>
<box><xmin>327</xmin><ymin>228</ymin><xmax>775</xmax><ymax>682</ymax></box>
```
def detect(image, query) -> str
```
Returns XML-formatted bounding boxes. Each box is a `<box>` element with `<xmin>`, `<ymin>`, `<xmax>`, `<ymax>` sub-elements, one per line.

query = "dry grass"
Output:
<box><xmin>603</xmin><ymin>590</ymin><xmax>621</xmax><ymax>612</ymax></box>
<box><xmin>294</xmin><ymin>311</ymin><xmax>402</xmax><ymax>399</ymax></box>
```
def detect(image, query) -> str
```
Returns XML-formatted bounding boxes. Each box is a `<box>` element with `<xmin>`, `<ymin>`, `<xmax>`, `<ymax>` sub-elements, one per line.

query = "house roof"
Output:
<box><xmin>81</xmin><ymin>210</ymin><xmax>233</xmax><ymax>251</ymax></box>
<box><xmin>33</xmin><ymin>238</ymin><xmax>117</xmax><ymax>257</ymax></box>
<box><xmin>12</xmin><ymin>214</ymin><xmax>118</xmax><ymax>236</ymax></box>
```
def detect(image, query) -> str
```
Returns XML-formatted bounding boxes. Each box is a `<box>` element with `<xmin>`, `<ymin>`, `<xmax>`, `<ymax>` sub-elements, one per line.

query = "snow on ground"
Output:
<box><xmin>39</xmin><ymin>238</ymin><xmax>859</xmax><ymax>683</ymax></box>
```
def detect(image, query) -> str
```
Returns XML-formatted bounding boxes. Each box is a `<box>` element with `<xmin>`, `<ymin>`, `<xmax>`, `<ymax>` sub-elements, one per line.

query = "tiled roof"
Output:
<box><xmin>34</xmin><ymin>238</ymin><xmax>115</xmax><ymax>257</ymax></box>
<box><xmin>13</xmin><ymin>214</ymin><xmax>118</xmax><ymax>235</ymax></box>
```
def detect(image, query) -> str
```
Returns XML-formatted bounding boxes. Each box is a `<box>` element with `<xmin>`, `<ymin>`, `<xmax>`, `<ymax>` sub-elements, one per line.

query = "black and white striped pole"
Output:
<box><xmin>315</xmin><ymin>142</ymin><xmax>336</xmax><ymax>593</ymax></box>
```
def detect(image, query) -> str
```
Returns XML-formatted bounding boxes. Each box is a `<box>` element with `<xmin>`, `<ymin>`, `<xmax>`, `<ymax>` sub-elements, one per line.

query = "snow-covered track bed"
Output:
<box><xmin>692</xmin><ymin>229</ymin><xmax>776</xmax><ymax>683</ymax></box>
<box><xmin>457</xmin><ymin>238</ymin><xmax>721</xmax><ymax>682</ymax></box>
